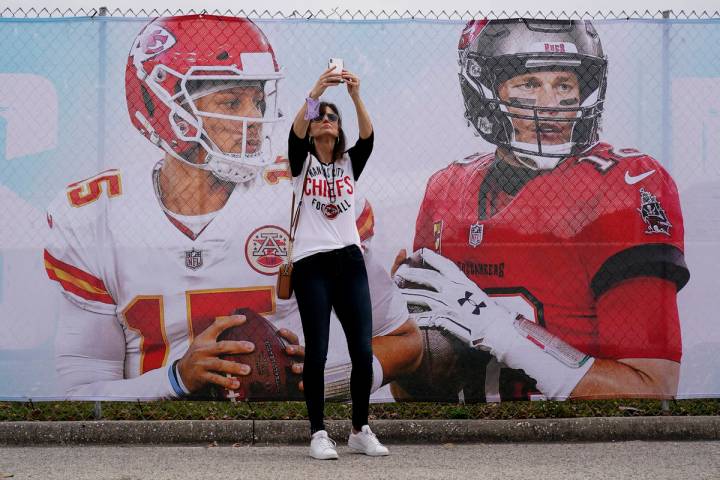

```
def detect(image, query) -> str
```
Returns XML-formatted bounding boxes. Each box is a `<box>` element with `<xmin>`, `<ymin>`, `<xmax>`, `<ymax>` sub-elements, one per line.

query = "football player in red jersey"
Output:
<box><xmin>44</xmin><ymin>15</ymin><xmax>421</xmax><ymax>400</ymax></box>
<box><xmin>393</xmin><ymin>19</ymin><xmax>690</xmax><ymax>401</ymax></box>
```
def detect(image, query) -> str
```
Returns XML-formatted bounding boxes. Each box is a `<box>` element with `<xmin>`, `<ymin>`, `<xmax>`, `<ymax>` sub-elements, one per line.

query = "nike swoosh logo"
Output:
<box><xmin>625</xmin><ymin>169</ymin><xmax>656</xmax><ymax>185</ymax></box>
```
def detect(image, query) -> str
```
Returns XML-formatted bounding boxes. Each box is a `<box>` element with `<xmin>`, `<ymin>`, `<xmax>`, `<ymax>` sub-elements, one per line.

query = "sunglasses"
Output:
<box><xmin>311</xmin><ymin>112</ymin><xmax>339</xmax><ymax>123</ymax></box>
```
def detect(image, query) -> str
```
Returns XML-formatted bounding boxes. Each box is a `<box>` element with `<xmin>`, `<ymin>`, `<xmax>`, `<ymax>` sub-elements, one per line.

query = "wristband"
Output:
<box><xmin>175</xmin><ymin>361</ymin><xmax>191</xmax><ymax>395</ymax></box>
<box><xmin>168</xmin><ymin>359</ymin><xmax>190</xmax><ymax>398</ymax></box>
<box><xmin>484</xmin><ymin>316</ymin><xmax>594</xmax><ymax>400</ymax></box>
<box><xmin>304</xmin><ymin>96</ymin><xmax>320</xmax><ymax>120</ymax></box>
<box><xmin>371</xmin><ymin>355</ymin><xmax>384</xmax><ymax>394</ymax></box>
<box><xmin>323</xmin><ymin>355</ymin><xmax>384</xmax><ymax>399</ymax></box>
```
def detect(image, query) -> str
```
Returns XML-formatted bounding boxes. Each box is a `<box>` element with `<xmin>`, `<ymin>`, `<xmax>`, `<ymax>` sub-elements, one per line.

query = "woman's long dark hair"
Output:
<box><xmin>309</xmin><ymin>102</ymin><xmax>346</xmax><ymax>161</ymax></box>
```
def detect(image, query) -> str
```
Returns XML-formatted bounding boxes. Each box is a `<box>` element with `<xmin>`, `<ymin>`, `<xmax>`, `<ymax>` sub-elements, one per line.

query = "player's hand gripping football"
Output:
<box><xmin>393</xmin><ymin>248</ymin><xmax>513</xmax><ymax>348</ymax></box>
<box><xmin>392</xmin><ymin>248</ymin><xmax>595</xmax><ymax>400</ymax></box>
<box><xmin>278</xmin><ymin>327</ymin><xmax>305</xmax><ymax>392</ymax></box>
<box><xmin>177</xmin><ymin>314</ymin><xmax>255</xmax><ymax>393</ymax></box>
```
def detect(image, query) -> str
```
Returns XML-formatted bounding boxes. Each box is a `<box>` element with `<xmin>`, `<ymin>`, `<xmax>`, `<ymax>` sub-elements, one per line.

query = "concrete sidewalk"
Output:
<box><xmin>1</xmin><ymin>416</ymin><xmax>719</xmax><ymax>445</ymax></box>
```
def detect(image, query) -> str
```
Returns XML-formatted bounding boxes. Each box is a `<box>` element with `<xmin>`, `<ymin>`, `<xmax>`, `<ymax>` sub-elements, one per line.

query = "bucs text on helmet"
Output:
<box><xmin>126</xmin><ymin>15</ymin><xmax>284</xmax><ymax>183</ymax></box>
<box><xmin>458</xmin><ymin>19</ymin><xmax>608</xmax><ymax>170</ymax></box>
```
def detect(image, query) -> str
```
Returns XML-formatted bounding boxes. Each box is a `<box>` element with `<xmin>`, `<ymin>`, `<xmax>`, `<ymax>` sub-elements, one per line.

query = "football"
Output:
<box><xmin>390</xmin><ymin>325</ymin><xmax>495</xmax><ymax>402</ymax></box>
<box><xmin>390</xmin><ymin>325</ymin><xmax>467</xmax><ymax>401</ymax></box>
<box><xmin>209</xmin><ymin>308</ymin><xmax>302</xmax><ymax>402</ymax></box>
<box><xmin>392</xmin><ymin>252</ymin><xmax>495</xmax><ymax>402</ymax></box>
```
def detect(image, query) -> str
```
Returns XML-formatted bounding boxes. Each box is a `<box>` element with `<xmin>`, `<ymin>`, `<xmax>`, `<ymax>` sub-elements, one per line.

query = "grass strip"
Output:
<box><xmin>1</xmin><ymin>399</ymin><xmax>719</xmax><ymax>422</ymax></box>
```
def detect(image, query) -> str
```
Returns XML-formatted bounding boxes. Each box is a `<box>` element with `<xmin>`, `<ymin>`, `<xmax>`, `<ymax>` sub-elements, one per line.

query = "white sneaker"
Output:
<box><xmin>348</xmin><ymin>425</ymin><xmax>389</xmax><ymax>456</ymax></box>
<box><xmin>310</xmin><ymin>430</ymin><xmax>338</xmax><ymax>460</ymax></box>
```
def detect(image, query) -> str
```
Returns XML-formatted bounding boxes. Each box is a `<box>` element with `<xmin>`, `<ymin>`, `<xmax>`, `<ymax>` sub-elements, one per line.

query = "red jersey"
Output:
<box><xmin>414</xmin><ymin>143</ymin><xmax>690</xmax><ymax>400</ymax></box>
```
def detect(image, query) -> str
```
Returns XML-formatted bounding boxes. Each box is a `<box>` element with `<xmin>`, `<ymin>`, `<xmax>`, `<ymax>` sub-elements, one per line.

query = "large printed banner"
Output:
<box><xmin>1</xmin><ymin>15</ymin><xmax>719</xmax><ymax>402</ymax></box>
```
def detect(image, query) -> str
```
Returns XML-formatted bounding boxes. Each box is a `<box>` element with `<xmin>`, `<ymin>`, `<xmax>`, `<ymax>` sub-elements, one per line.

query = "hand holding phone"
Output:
<box><xmin>329</xmin><ymin>58</ymin><xmax>344</xmax><ymax>83</ymax></box>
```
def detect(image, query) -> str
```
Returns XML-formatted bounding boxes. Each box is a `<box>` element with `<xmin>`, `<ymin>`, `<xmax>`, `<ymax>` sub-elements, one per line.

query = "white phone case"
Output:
<box><xmin>329</xmin><ymin>58</ymin><xmax>344</xmax><ymax>82</ymax></box>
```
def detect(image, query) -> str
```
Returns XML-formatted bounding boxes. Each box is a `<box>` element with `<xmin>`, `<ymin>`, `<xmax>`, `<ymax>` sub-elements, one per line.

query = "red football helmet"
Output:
<box><xmin>126</xmin><ymin>15</ymin><xmax>283</xmax><ymax>182</ymax></box>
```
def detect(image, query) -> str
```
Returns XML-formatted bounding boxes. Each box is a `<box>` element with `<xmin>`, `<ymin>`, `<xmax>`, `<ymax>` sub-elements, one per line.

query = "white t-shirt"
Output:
<box><xmin>288</xmin><ymin>130</ymin><xmax>374</xmax><ymax>262</ymax></box>
<box><xmin>292</xmin><ymin>154</ymin><xmax>361</xmax><ymax>261</ymax></box>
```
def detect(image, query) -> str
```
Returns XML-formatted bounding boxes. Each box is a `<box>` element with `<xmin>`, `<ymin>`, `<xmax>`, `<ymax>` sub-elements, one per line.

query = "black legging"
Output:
<box><xmin>292</xmin><ymin>244</ymin><xmax>373</xmax><ymax>434</ymax></box>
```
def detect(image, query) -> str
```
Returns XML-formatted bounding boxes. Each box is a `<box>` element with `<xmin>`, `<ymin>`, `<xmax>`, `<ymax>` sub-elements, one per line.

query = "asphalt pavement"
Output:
<box><xmin>2</xmin><ymin>441</ymin><xmax>719</xmax><ymax>479</ymax></box>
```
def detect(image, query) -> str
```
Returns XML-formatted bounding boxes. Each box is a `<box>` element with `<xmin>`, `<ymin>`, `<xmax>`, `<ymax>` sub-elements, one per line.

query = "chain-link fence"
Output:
<box><xmin>1</xmin><ymin>7</ymin><xmax>720</xmax><ymax>19</ymax></box>
<box><xmin>0</xmin><ymin>9</ymin><xmax>719</xmax><ymax>421</ymax></box>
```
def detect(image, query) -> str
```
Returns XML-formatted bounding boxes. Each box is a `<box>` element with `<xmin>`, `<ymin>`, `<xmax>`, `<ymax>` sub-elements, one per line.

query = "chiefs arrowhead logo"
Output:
<box><xmin>143</xmin><ymin>29</ymin><xmax>171</xmax><ymax>55</ymax></box>
<box><xmin>131</xmin><ymin>26</ymin><xmax>176</xmax><ymax>63</ymax></box>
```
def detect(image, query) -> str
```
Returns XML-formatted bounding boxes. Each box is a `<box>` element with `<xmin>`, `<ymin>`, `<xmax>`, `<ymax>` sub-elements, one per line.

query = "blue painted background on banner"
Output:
<box><xmin>0</xmin><ymin>19</ymin><xmax>100</xmax><ymax>209</ymax></box>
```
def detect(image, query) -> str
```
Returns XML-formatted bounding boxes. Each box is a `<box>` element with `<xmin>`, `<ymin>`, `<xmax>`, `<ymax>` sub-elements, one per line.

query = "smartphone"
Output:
<box><xmin>329</xmin><ymin>58</ymin><xmax>344</xmax><ymax>83</ymax></box>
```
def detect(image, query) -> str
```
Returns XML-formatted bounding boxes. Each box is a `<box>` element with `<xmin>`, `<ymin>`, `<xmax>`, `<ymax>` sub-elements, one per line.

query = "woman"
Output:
<box><xmin>288</xmin><ymin>66</ymin><xmax>388</xmax><ymax>460</ymax></box>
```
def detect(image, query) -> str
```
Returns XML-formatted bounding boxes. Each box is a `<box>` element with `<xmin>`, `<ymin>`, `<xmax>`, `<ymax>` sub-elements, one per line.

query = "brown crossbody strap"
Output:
<box><xmin>286</xmin><ymin>161</ymin><xmax>311</xmax><ymax>262</ymax></box>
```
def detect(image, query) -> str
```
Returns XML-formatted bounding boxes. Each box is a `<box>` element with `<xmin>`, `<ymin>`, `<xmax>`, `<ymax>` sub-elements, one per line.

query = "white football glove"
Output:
<box><xmin>394</xmin><ymin>248</ymin><xmax>594</xmax><ymax>400</ymax></box>
<box><xmin>394</xmin><ymin>248</ymin><xmax>512</xmax><ymax>347</ymax></box>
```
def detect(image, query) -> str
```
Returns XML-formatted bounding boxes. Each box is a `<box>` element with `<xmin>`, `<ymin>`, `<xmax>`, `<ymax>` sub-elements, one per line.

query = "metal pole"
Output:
<box><xmin>661</xmin><ymin>10</ymin><xmax>672</xmax><ymax>173</ymax></box>
<box><xmin>97</xmin><ymin>6</ymin><xmax>108</xmax><ymax>171</ymax></box>
<box><xmin>660</xmin><ymin>10</ymin><xmax>673</xmax><ymax>418</ymax></box>
<box><xmin>94</xmin><ymin>8</ymin><xmax>108</xmax><ymax>422</ymax></box>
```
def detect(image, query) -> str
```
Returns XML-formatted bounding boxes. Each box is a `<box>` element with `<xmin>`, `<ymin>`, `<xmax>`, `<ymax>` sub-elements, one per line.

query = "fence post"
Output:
<box><xmin>661</xmin><ymin>10</ymin><xmax>672</xmax><ymax>173</ymax></box>
<box><xmin>97</xmin><ymin>6</ymin><xmax>108</xmax><ymax>171</ymax></box>
<box><xmin>93</xmin><ymin>8</ymin><xmax>107</xmax><ymax>423</ymax></box>
<box><xmin>660</xmin><ymin>10</ymin><xmax>674</xmax><ymax>418</ymax></box>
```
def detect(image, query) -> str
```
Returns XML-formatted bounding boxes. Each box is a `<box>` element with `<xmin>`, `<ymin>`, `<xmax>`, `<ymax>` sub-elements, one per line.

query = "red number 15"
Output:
<box><xmin>122</xmin><ymin>287</ymin><xmax>274</xmax><ymax>374</ymax></box>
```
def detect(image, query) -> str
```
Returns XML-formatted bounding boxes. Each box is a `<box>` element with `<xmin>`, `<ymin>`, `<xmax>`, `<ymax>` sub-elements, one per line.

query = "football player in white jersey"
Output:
<box><xmin>44</xmin><ymin>15</ymin><xmax>421</xmax><ymax>400</ymax></box>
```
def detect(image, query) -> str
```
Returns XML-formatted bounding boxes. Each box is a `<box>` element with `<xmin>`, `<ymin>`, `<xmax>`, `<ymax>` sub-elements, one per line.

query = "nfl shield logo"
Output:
<box><xmin>185</xmin><ymin>249</ymin><xmax>203</xmax><ymax>270</ymax></box>
<box><xmin>468</xmin><ymin>222</ymin><xmax>484</xmax><ymax>247</ymax></box>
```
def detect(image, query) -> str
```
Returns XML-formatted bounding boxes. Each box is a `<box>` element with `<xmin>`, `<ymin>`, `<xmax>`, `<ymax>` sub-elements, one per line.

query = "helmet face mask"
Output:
<box><xmin>459</xmin><ymin>19</ymin><xmax>608</xmax><ymax>170</ymax></box>
<box><xmin>126</xmin><ymin>16</ymin><xmax>284</xmax><ymax>183</ymax></box>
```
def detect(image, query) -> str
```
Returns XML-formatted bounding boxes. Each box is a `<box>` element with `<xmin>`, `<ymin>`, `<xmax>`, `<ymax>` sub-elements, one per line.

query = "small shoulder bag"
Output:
<box><xmin>276</xmin><ymin>165</ymin><xmax>309</xmax><ymax>300</ymax></box>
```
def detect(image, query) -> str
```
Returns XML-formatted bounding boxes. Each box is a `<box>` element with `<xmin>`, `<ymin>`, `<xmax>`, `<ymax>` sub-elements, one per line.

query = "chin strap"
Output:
<box><xmin>162</xmin><ymin>143</ymin><xmax>267</xmax><ymax>184</ymax></box>
<box><xmin>205</xmin><ymin>153</ymin><xmax>260</xmax><ymax>183</ymax></box>
<box><xmin>514</xmin><ymin>153</ymin><xmax>564</xmax><ymax>171</ymax></box>
<box><xmin>510</xmin><ymin>141</ymin><xmax>573</xmax><ymax>170</ymax></box>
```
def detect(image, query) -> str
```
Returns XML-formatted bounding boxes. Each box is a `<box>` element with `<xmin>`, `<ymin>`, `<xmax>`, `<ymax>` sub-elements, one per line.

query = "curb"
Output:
<box><xmin>1</xmin><ymin>417</ymin><xmax>719</xmax><ymax>445</ymax></box>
